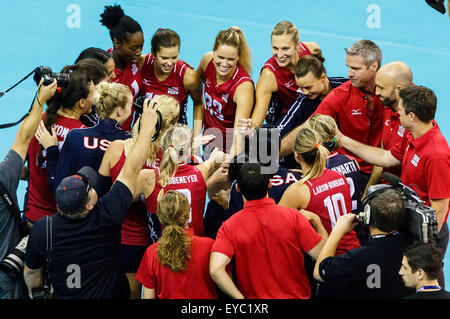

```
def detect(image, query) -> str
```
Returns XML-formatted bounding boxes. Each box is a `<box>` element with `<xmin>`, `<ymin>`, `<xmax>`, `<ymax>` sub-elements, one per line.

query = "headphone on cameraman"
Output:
<box><xmin>359</xmin><ymin>185</ymin><xmax>402</xmax><ymax>228</ymax></box>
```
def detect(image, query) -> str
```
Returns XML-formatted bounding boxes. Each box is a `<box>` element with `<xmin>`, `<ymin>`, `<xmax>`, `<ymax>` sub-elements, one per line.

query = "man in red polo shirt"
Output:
<box><xmin>210</xmin><ymin>163</ymin><xmax>327</xmax><ymax>299</ymax></box>
<box><xmin>372</xmin><ymin>61</ymin><xmax>413</xmax><ymax>182</ymax></box>
<box><xmin>340</xmin><ymin>85</ymin><xmax>450</xmax><ymax>286</ymax></box>
<box><xmin>280</xmin><ymin>40</ymin><xmax>384</xmax><ymax>188</ymax></box>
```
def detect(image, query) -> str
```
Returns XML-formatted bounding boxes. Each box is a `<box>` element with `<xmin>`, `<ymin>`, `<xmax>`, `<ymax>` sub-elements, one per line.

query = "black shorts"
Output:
<box><xmin>120</xmin><ymin>244</ymin><xmax>148</xmax><ymax>273</ymax></box>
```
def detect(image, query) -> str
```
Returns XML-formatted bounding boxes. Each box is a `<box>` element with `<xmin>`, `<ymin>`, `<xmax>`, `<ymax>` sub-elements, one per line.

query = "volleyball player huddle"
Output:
<box><xmin>26</xmin><ymin>3</ymin><xmax>375</xmax><ymax>299</ymax></box>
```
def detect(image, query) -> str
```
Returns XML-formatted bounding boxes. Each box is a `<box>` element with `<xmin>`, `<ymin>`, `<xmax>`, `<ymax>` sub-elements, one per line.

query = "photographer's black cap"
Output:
<box><xmin>55</xmin><ymin>166</ymin><xmax>98</xmax><ymax>213</ymax></box>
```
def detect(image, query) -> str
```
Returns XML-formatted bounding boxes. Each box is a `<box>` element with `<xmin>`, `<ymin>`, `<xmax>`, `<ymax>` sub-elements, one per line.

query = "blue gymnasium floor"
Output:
<box><xmin>0</xmin><ymin>0</ymin><xmax>449</xmax><ymax>288</ymax></box>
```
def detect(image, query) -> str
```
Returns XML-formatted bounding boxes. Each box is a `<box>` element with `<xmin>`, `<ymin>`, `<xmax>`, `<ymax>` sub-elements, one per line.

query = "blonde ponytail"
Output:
<box><xmin>309</xmin><ymin>114</ymin><xmax>341</xmax><ymax>152</ymax></box>
<box><xmin>156</xmin><ymin>191</ymin><xmax>192</xmax><ymax>272</ymax></box>
<box><xmin>294</xmin><ymin>128</ymin><xmax>329</xmax><ymax>185</ymax></box>
<box><xmin>157</xmin><ymin>124</ymin><xmax>193</xmax><ymax>200</ymax></box>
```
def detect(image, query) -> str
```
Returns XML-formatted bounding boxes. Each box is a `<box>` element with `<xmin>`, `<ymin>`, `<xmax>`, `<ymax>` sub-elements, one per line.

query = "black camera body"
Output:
<box><xmin>33</xmin><ymin>66</ymin><xmax>70</xmax><ymax>87</ymax></box>
<box><xmin>133</xmin><ymin>96</ymin><xmax>163</xmax><ymax>142</ymax></box>
<box><xmin>358</xmin><ymin>183</ymin><xmax>439</xmax><ymax>244</ymax></box>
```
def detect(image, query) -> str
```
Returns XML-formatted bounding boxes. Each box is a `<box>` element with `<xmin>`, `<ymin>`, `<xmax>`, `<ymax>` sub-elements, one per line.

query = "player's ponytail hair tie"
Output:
<box><xmin>314</xmin><ymin>143</ymin><xmax>320</xmax><ymax>149</ymax></box>
<box><xmin>169</xmin><ymin>145</ymin><xmax>175</xmax><ymax>149</ymax></box>
<box><xmin>328</xmin><ymin>135</ymin><xmax>338</xmax><ymax>148</ymax></box>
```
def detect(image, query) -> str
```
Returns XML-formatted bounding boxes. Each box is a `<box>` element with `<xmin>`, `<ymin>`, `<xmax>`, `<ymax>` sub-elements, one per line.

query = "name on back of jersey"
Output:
<box><xmin>311</xmin><ymin>178</ymin><xmax>346</xmax><ymax>196</ymax></box>
<box><xmin>169</xmin><ymin>174</ymin><xmax>198</xmax><ymax>184</ymax></box>
<box><xmin>329</xmin><ymin>161</ymin><xmax>358</xmax><ymax>175</ymax></box>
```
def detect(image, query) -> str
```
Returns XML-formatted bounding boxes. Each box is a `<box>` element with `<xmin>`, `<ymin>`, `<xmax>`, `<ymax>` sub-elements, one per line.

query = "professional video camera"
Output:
<box><xmin>357</xmin><ymin>173</ymin><xmax>439</xmax><ymax>244</ymax></box>
<box><xmin>33</xmin><ymin>66</ymin><xmax>70</xmax><ymax>87</ymax></box>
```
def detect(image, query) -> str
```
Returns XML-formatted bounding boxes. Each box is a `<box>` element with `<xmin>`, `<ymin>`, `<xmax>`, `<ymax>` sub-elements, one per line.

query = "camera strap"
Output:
<box><xmin>0</xmin><ymin>68</ymin><xmax>42</xmax><ymax>129</ymax></box>
<box><xmin>0</xmin><ymin>178</ymin><xmax>24</xmax><ymax>234</ymax></box>
<box><xmin>0</xmin><ymin>68</ymin><xmax>38</xmax><ymax>98</ymax></box>
<box><xmin>0</xmin><ymin>90</ymin><xmax>39</xmax><ymax>129</ymax></box>
<box><xmin>45</xmin><ymin>216</ymin><xmax>53</xmax><ymax>265</ymax></box>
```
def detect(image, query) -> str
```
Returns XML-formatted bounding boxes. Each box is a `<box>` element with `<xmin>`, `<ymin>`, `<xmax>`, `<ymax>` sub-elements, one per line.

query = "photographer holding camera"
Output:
<box><xmin>23</xmin><ymin>99</ymin><xmax>158</xmax><ymax>299</ymax></box>
<box><xmin>0</xmin><ymin>79</ymin><xmax>57</xmax><ymax>299</ymax></box>
<box><xmin>313</xmin><ymin>188</ymin><xmax>413</xmax><ymax>299</ymax></box>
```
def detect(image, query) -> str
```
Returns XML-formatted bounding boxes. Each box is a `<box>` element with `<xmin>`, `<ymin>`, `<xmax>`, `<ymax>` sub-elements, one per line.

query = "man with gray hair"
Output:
<box><xmin>280</xmin><ymin>40</ymin><xmax>384</xmax><ymax>189</ymax></box>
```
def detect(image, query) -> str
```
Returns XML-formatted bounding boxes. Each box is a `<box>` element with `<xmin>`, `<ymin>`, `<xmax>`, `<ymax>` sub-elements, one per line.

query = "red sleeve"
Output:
<box><xmin>389</xmin><ymin>138</ymin><xmax>408</xmax><ymax>162</ymax></box>
<box><xmin>313</xmin><ymin>91</ymin><xmax>339</xmax><ymax>121</ymax></box>
<box><xmin>211</xmin><ymin>222</ymin><xmax>235</xmax><ymax>259</ymax></box>
<box><xmin>136</xmin><ymin>245</ymin><xmax>157</xmax><ymax>289</ymax></box>
<box><xmin>295</xmin><ymin>212</ymin><xmax>323</xmax><ymax>253</ymax></box>
<box><xmin>426</xmin><ymin>156</ymin><xmax>450</xmax><ymax>200</ymax></box>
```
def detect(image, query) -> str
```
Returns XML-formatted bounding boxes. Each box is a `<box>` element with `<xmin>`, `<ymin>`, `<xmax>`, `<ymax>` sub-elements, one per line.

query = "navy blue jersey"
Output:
<box><xmin>326</xmin><ymin>152</ymin><xmax>364</xmax><ymax>214</ymax></box>
<box><xmin>276</xmin><ymin>77</ymin><xmax>348</xmax><ymax>137</ymax></box>
<box><xmin>227</xmin><ymin>166</ymin><xmax>301</xmax><ymax>218</ymax></box>
<box><xmin>46</xmin><ymin>118</ymin><xmax>131</xmax><ymax>191</ymax></box>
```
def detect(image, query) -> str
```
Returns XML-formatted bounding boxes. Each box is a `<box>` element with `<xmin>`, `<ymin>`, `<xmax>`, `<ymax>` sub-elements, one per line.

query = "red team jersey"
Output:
<box><xmin>203</xmin><ymin>59</ymin><xmax>253</xmax><ymax>152</ymax></box>
<box><xmin>110</xmin><ymin>150</ymin><xmax>151</xmax><ymax>246</ymax></box>
<box><xmin>26</xmin><ymin>115</ymin><xmax>85</xmax><ymax>222</ymax></box>
<box><xmin>314</xmin><ymin>81</ymin><xmax>384</xmax><ymax>175</ymax></box>
<box><xmin>304</xmin><ymin>169</ymin><xmax>360</xmax><ymax>255</ymax></box>
<box><xmin>261</xmin><ymin>41</ymin><xmax>311</xmax><ymax>124</ymax></box>
<box><xmin>107</xmin><ymin>48</ymin><xmax>143</xmax><ymax>132</ymax></box>
<box><xmin>141</xmin><ymin>53</ymin><xmax>191</xmax><ymax>124</ymax></box>
<box><xmin>136</xmin><ymin>228</ymin><xmax>217</xmax><ymax>299</ymax></box>
<box><xmin>145</xmin><ymin>162</ymin><xmax>207</xmax><ymax>236</ymax></box>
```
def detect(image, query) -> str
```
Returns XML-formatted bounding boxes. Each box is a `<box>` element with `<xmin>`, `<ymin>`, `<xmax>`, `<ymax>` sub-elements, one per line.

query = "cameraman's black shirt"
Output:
<box><xmin>25</xmin><ymin>181</ymin><xmax>132</xmax><ymax>299</ymax></box>
<box><xmin>405</xmin><ymin>289</ymin><xmax>450</xmax><ymax>299</ymax></box>
<box><xmin>318</xmin><ymin>232</ymin><xmax>413</xmax><ymax>299</ymax></box>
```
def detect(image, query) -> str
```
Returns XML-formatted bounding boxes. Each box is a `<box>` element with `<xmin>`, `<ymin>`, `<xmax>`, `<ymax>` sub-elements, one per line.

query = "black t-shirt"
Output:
<box><xmin>405</xmin><ymin>289</ymin><xmax>450</xmax><ymax>299</ymax></box>
<box><xmin>318</xmin><ymin>232</ymin><xmax>414</xmax><ymax>299</ymax></box>
<box><xmin>25</xmin><ymin>181</ymin><xmax>132</xmax><ymax>299</ymax></box>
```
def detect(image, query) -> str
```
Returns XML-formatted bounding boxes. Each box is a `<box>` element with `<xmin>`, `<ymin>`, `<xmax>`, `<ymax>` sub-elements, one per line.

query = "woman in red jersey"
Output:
<box><xmin>100</xmin><ymin>4</ymin><xmax>144</xmax><ymax>131</ymax></box>
<box><xmin>98</xmin><ymin>95</ymin><xmax>180</xmax><ymax>299</ymax></box>
<box><xmin>141</xmin><ymin>28</ymin><xmax>204</xmax><ymax>138</ymax></box>
<box><xmin>251</xmin><ymin>20</ymin><xmax>321</xmax><ymax>127</ymax></box>
<box><xmin>137</xmin><ymin>191</ymin><xmax>217</xmax><ymax>299</ymax></box>
<box><xmin>196</xmin><ymin>26</ymin><xmax>254</xmax><ymax>156</ymax></box>
<box><xmin>25</xmin><ymin>71</ymin><xmax>96</xmax><ymax>225</ymax></box>
<box><xmin>278</xmin><ymin>128</ymin><xmax>360</xmax><ymax>256</ymax></box>
<box><xmin>138</xmin><ymin>124</ymin><xmax>225</xmax><ymax>237</ymax></box>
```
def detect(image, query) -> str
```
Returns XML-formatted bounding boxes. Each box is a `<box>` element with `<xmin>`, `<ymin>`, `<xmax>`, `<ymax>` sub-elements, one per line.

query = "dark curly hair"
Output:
<box><xmin>100</xmin><ymin>4</ymin><xmax>142</xmax><ymax>43</ymax></box>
